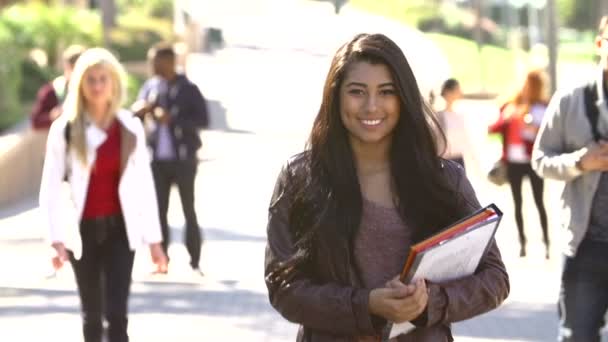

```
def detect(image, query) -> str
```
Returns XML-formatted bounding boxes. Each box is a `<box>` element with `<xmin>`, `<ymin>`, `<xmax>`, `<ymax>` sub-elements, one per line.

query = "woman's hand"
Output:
<box><xmin>51</xmin><ymin>242</ymin><xmax>69</xmax><ymax>270</ymax></box>
<box><xmin>369</xmin><ymin>277</ymin><xmax>429</xmax><ymax>323</ymax></box>
<box><xmin>149</xmin><ymin>243</ymin><xmax>168</xmax><ymax>274</ymax></box>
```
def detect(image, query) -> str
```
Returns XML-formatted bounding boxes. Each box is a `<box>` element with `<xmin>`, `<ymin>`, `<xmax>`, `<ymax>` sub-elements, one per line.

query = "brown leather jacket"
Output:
<box><xmin>264</xmin><ymin>155</ymin><xmax>510</xmax><ymax>341</ymax></box>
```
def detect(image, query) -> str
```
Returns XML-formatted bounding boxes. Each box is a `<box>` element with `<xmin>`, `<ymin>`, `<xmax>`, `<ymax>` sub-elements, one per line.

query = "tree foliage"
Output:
<box><xmin>0</xmin><ymin>3</ymin><xmax>102</xmax><ymax>67</ymax></box>
<box><xmin>557</xmin><ymin>0</ymin><xmax>602</xmax><ymax>32</ymax></box>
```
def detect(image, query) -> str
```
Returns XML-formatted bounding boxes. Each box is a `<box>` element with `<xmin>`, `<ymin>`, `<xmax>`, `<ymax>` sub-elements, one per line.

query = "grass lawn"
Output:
<box><xmin>350</xmin><ymin>1</ymin><xmax>594</xmax><ymax>95</ymax></box>
<box><xmin>559</xmin><ymin>40</ymin><xmax>596</xmax><ymax>64</ymax></box>
<box><xmin>348</xmin><ymin>0</ymin><xmax>432</xmax><ymax>27</ymax></box>
<box><xmin>427</xmin><ymin>33</ymin><xmax>595</xmax><ymax>95</ymax></box>
<box><xmin>426</xmin><ymin>33</ymin><xmax>526</xmax><ymax>95</ymax></box>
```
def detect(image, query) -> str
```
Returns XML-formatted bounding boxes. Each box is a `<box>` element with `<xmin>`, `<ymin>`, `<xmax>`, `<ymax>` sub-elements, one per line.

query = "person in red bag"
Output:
<box><xmin>264</xmin><ymin>33</ymin><xmax>509</xmax><ymax>342</ymax></box>
<box><xmin>488</xmin><ymin>70</ymin><xmax>549</xmax><ymax>258</ymax></box>
<box><xmin>39</xmin><ymin>47</ymin><xmax>167</xmax><ymax>342</ymax></box>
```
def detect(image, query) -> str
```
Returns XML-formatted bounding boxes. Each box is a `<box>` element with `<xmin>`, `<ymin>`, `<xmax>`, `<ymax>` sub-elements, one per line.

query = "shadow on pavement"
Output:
<box><xmin>0</xmin><ymin>237</ymin><xmax>44</xmax><ymax>246</ymax></box>
<box><xmin>207</xmin><ymin>99</ymin><xmax>254</xmax><ymax>135</ymax></box>
<box><xmin>0</xmin><ymin>285</ymin><xmax>274</xmax><ymax>317</ymax></box>
<box><xmin>455</xmin><ymin>301</ymin><xmax>557</xmax><ymax>341</ymax></box>
<box><xmin>170</xmin><ymin>226</ymin><xmax>266</xmax><ymax>243</ymax></box>
<box><xmin>0</xmin><ymin>287</ymin><xmax>79</xmax><ymax>315</ymax></box>
<box><xmin>131</xmin><ymin>285</ymin><xmax>271</xmax><ymax>316</ymax></box>
<box><xmin>0</xmin><ymin>196</ymin><xmax>37</xmax><ymax>220</ymax></box>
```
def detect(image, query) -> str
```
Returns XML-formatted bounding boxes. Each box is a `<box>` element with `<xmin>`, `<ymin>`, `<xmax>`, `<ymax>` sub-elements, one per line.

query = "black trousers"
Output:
<box><xmin>506</xmin><ymin>162</ymin><xmax>549</xmax><ymax>246</ymax></box>
<box><xmin>151</xmin><ymin>160</ymin><xmax>202</xmax><ymax>268</ymax></box>
<box><xmin>68</xmin><ymin>215</ymin><xmax>135</xmax><ymax>342</ymax></box>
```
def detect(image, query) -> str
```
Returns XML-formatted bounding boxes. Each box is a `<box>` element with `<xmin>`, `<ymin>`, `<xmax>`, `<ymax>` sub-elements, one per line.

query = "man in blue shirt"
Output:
<box><xmin>133</xmin><ymin>43</ymin><xmax>209</xmax><ymax>274</ymax></box>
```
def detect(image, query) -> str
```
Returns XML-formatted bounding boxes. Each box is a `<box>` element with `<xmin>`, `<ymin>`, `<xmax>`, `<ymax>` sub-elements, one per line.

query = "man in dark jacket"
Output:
<box><xmin>133</xmin><ymin>43</ymin><xmax>209</xmax><ymax>274</ymax></box>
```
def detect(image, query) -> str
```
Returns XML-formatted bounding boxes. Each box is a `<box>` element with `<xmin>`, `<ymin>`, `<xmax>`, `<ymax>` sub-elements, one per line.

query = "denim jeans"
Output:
<box><xmin>69</xmin><ymin>215</ymin><xmax>135</xmax><ymax>342</ymax></box>
<box><xmin>558</xmin><ymin>239</ymin><xmax>608</xmax><ymax>342</ymax></box>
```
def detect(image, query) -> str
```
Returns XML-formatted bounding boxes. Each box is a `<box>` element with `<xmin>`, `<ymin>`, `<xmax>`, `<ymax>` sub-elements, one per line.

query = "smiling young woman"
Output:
<box><xmin>264</xmin><ymin>33</ymin><xmax>509</xmax><ymax>342</ymax></box>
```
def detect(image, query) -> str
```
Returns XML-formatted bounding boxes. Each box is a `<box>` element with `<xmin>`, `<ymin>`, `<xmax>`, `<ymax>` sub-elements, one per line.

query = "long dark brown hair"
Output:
<box><xmin>289</xmin><ymin>33</ymin><xmax>470</xmax><ymax>283</ymax></box>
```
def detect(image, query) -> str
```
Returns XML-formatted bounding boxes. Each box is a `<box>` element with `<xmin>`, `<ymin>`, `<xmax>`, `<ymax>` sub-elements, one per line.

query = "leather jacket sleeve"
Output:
<box><xmin>421</xmin><ymin>162</ymin><xmax>510</xmax><ymax>327</ymax></box>
<box><xmin>264</xmin><ymin>162</ymin><xmax>380</xmax><ymax>336</ymax></box>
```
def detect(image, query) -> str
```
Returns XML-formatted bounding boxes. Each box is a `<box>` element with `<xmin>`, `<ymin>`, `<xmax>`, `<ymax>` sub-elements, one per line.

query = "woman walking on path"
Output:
<box><xmin>265</xmin><ymin>33</ymin><xmax>509</xmax><ymax>341</ymax></box>
<box><xmin>39</xmin><ymin>47</ymin><xmax>167</xmax><ymax>342</ymax></box>
<box><xmin>437</xmin><ymin>78</ymin><xmax>468</xmax><ymax>169</ymax></box>
<box><xmin>489</xmin><ymin>70</ymin><xmax>550</xmax><ymax>258</ymax></box>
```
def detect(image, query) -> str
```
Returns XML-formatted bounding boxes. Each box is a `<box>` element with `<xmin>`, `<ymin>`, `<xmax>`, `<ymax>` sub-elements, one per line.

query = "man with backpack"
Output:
<box><xmin>132</xmin><ymin>43</ymin><xmax>209</xmax><ymax>275</ymax></box>
<box><xmin>531</xmin><ymin>16</ymin><xmax>608</xmax><ymax>342</ymax></box>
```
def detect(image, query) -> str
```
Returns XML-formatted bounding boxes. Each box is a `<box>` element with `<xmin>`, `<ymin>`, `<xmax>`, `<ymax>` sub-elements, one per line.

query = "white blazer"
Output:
<box><xmin>39</xmin><ymin>109</ymin><xmax>162</xmax><ymax>259</ymax></box>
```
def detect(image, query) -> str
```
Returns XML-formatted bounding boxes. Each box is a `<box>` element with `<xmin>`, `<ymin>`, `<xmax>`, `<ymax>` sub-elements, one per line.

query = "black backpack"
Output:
<box><xmin>583</xmin><ymin>82</ymin><xmax>601</xmax><ymax>142</ymax></box>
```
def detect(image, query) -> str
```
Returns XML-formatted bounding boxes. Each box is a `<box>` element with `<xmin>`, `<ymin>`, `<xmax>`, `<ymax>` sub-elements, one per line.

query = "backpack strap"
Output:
<box><xmin>583</xmin><ymin>82</ymin><xmax>600</xmax><ymax>142</ymax></box>
<box><xmin>64</xmin><ymin>121</ymin><xmax>71</xmax><ymax>145</ymax></box>
<box><xmin>63</xmin><ymin>122</ymin><xmax>71</xmax><ymax>181</ymax></box>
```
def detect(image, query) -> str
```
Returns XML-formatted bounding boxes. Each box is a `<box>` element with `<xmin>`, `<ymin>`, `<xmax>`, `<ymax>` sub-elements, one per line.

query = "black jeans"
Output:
<box><xmin>68</xmin><ymin>215</ymin><xmax>135</xmax><ymax>342</ymax></box>
<box><xmin>506</xmin><ymin>162</ymin><xmax>549</xmax><ymax>247</ymax></box>
<box><xmin>558</xmin><ymin>239</ymin><xmax>608</xmax><ymax>341</ymax></box>
<box><xmin>152</xmin><ymin>160</ymin><xmax>202</xmax><ymax>268</ymax></box>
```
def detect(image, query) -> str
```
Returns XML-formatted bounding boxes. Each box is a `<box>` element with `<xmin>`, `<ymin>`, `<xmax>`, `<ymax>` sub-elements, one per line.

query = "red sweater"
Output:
<box><xmin>82</xmin><ymin>120</ymin><xmax>122</xmax><ymax>219</ymax></box>
<box><xmin>30</xmin><ymin>83</ymin><xmax>59</xmax><ymax>130</ymax></box>
<box><xmin>488</xmin><ymin>103</ymin><xmax>534</xmax><ymax>163</ymax></box>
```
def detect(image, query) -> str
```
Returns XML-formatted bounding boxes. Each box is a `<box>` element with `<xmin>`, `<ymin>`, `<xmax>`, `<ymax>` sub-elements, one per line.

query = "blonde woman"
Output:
<box><xmin>39</xmin><ymin>47</ymin><xmax>167</xmax><ymax>342</ymax></box>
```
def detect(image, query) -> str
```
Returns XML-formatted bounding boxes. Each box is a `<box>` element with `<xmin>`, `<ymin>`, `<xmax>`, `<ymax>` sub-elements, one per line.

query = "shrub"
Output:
<box><xmin>125</xmin><ymin>72</ymin><xmax>145</xmax><ymax>106</ymax></box>
<box><xmin>110</xmin><ymin>28</ymin><xmax>165</xmax><ymax>62</ymax></box>
<box><xmin>0</xmin><ymin>4</ymin><xmax>101</xmax><ymax>130</ymax></box>
<box><xmin>145</xmin><ymin>0</ymin><xmax>173</xmax><ymax>19</ymax></box>
<box><xmin>0</xmin><ymin>23</ymin><xmax>23</xmax><ymax>131</ymax></box>
<box><xmin>118</xmin><ymin>0</ymin><xmax>173</xmax><ymax>19</ymax></box>
<box><xmin>0</xmin><ymin>4</ymin><xmax>102</xmax><ymax>67</ymax></box>
<box><xmin>416</xmin><ymin>3</ymin><xmax>505</xmax><ymax>48</ymax></box>
<box><xmin>109</xmin><ymin>10</ymin><xmax>174</xmax><ymax>62</ymax></box>
<box><xmin>20</xmin><ymin>58</ymin><xmax>53</xmax><ymax>103</ymax></box>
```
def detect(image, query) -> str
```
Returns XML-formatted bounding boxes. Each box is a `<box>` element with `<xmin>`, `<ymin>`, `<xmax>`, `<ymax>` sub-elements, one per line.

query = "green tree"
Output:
<box><xmin>557</xmin><ymin>0</ymin><xmax>601</xmax><ymax>31</ymax></box>
<box><xmin>0</xmin><ymin>22</ymin><xmax>22</xmax><ymax>130</ymax></box>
